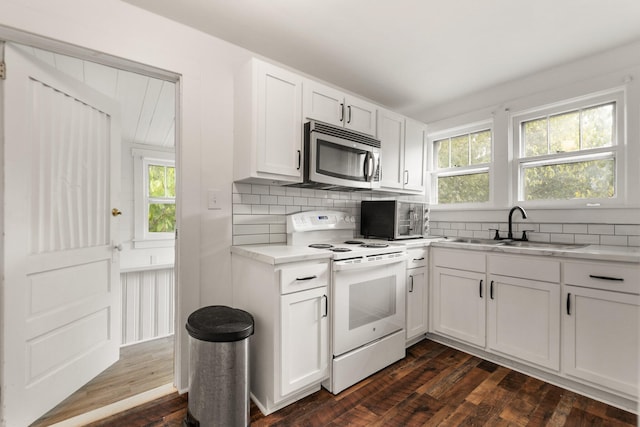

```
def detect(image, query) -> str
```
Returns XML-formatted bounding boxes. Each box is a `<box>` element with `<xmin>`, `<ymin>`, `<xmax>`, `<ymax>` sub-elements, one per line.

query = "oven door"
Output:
<box><xmin>309</xmin><ymin>132</ymin><xmax>380</xmax><ymax>189</ymax></box>
<box><xmin>332</xmin><ymin>253</ymin><xmax>406</xmax><ymax>356</ymax></box>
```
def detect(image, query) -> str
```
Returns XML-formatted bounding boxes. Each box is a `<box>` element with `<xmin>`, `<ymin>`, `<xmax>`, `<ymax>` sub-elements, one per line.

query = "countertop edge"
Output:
<box><xmin>430</xmin><ymin>241</ymin><xmax>640</xmax><ymax>263</ymax></box>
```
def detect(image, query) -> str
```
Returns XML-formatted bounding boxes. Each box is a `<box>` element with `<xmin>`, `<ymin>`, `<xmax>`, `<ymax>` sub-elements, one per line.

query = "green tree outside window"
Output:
<box><xmin>148</xmin><ymin>164</ymin><xmax>176</xmax><ymax>233</ymax></box>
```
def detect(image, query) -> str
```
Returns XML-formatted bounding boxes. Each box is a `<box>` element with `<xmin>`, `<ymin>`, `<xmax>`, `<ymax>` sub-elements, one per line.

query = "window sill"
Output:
<box><xmin>133</xmin><ymin>239</ymin><xmax>175</xmax><ymax>249</ymax></box>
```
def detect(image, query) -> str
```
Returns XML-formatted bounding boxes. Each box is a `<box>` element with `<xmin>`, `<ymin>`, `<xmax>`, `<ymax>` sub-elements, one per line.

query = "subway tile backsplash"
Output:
<box><xmin>231</xmin><ymin>183</ymin><xmax>423</xmax><ymax>245</ymax></box>
<box><xmin>429</xmin><ymin>222</ymin><xmax>640</xmax><ymax>247</ymax></box>
<box><xmin>232</xmin><ymin>183</ymin><xmax>639</xmax><ymax>247</ymax></box>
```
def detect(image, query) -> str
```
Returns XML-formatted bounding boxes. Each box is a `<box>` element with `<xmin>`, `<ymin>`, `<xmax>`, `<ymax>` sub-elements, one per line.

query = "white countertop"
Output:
<box><xmin>232</xmin><ymin>238</ymin><xmax>640</xmax><ymax>264</ymax></box>
<box><xmin>231</xmin><ymin>244</ymin><xmax>333</xmax><ymax>265</ymax></box>
<box><xmin>430</xmin><ymin>240</ymin><xmax>640</xmax><ymax>263</ymax></box>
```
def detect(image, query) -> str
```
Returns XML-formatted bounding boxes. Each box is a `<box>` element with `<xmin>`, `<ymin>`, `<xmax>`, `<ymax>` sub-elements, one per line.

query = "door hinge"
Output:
<box><xmin>0</xmin><ymin>62</ymin><xmax>5</xmax><ymax>80</ymax></box>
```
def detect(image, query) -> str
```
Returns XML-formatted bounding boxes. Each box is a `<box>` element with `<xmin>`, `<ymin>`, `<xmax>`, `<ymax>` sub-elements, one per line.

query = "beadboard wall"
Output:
<box><xmin>232</xmin><ymin>183</ymin><xmax>639</xmax><ymax>247</ymax></box>
<box><xmin>121</xmin><ymin>267</ymin><xmax>175</xmax><ymax>345</ymax></box>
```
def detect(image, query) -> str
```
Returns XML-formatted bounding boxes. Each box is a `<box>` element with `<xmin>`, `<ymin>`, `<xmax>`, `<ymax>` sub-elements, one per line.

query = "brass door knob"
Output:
<box><xmin>112</xmin><ymin>208</ymin><xmax>123</xmax><ymax>217</ymax></box>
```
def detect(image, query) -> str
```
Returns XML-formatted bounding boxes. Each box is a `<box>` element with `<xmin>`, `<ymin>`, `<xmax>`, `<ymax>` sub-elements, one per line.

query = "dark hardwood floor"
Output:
<box><xmin>87</xmin><ymin>339</ymin><xmax>637</xmax><ymax>426</ymax></box>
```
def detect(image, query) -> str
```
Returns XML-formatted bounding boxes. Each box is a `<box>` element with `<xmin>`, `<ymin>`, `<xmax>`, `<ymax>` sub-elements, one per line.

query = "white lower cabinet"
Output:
<box><xmin>430</xmin><ymin>246</ymin><xmax>639</xmax><ymax>411</ymax></box>
<box><xmin>562</xmin><ymin>260</ymin><xmax>640</xmax><ymax>399</ymax></box>
<box><xmin>487</xmin><ymin>275</ymin><xmax>560</xmax><ymax>370</ymax></box>
<box><xmin>280</xmin><ymin>286</ymin><xmax>328</xmax><ymax>396</ymax></box>
<box><xmin>406</xmin><ymin>248</ymin><xmax>428</xmax><ymax>341</ymax></box>
<box><xmin>432</xmin><ymin>266</ymin><xmax>486</xmax><ymax>347</ymax></box>
<box><xmin>431</xmin><ymin>248</ymin><xmax>486</xmax><ymax>347</ymax></box>
<box><xmin>487</xmin><ymin>255</ymin><xmax>560</xmax><ymax>371</ymax></box>
<box><xmin>232</xmin><ymin>255</ymin><xmax>330</xmax><ymax>415</ymax></box>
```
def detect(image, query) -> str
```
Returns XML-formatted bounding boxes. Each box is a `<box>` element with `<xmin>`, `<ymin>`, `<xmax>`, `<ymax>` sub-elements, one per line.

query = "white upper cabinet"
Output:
<box><xmin>303</xmin><ymin>79</ymin><xmax>377</xmax><ymax>136</ymax></box>
<box><xmin>234</xmin><ymin>58</ymin><xmax>303</xmax><ymax>183</ymax></box>
<box><xmin>378</xmin><ymin>108</ymin><xmax>405</xmax><ymax>189</ymax></box>
<box><xmin>403</xmin><ymin>118</ymin><xmax>427</xmax><ymax>192</ymax></box>
<box><xmin>378</xmin><ymin>109</ymin><xmax>427</xmax><ymax>194</ymax></box>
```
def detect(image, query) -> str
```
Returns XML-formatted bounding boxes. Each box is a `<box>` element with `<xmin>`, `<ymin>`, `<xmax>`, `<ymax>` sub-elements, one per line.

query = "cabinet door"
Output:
<box><xmin>432</xmin><ymin>267</ymin><xmax>486</xmax><ymax>347</ymax></box>
<box><xmin>563</xmin><ymin>286</ymin><xmax>639</xmax><ymax>397</ymax></box>
<box><xmin>378</xmin><ymin>108</ymin><xmax>405</xmax><ymax>190</ymax></box>
<box><xmin>280</xmin><ymin>287</ymin><xmax>329</xmax><ymax>396</ymax></box>
<box><xmin>302</xmin><ymin>80</ymin><xmax>344</xmax><ymax>127</ymax></box>
<box><xmin>403</xmin><ymin>119</ymin><xmax>426</xmax><ymax>193</ymax></box>
<box><xmin>256</xmin><ymin>61</ymin><xmax>303</xmax><ymax>178</ymax></box>
<box><xmin>406</xmin><ymin>267</ymin><xmax>428</xmax><ymax>340</ymax></box>
<box><xmin>344</xmin><ymin>95</ymin><xmax>377</xmax><ymax>136</ymax></box>
<box><xmin>487</xmin><ymin>275</ymin><xmax>560</xmax><ymax>371</ymax></box>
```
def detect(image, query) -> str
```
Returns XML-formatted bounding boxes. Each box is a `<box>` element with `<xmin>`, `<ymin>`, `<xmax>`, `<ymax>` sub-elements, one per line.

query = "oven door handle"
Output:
<box><xmin>332</xmin><ymin>254</ymin><xmax>407</xmax><ymax>271</ymax></box>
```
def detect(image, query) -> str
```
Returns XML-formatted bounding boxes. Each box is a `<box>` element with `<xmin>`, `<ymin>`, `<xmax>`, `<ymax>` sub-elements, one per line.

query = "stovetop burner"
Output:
<box><xmin>361</xmin><ymin>243</ymin><xmax>389</xmax><ymax>248</ymax></box>
<box><xmin>330</xmin><ymin>247</ymin><xmax>352</xmax><ymax>252</ymax></box>
<box><xmin>344</xmin><ymin>240</ymin><xmax>364</xmax><ymax>245</ymax></box>
<box><xmin>308</xmin><ymin>243</ymin><xmax>333</xmax><ymax>249</ymax></box>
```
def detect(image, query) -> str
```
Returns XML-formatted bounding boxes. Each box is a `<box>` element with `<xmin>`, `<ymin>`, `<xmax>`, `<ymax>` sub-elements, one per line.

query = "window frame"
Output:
<box><xmin>428</xmin><ymin>119</ymin><xmax>494</xmax><ymax>208</ymax></box>
<box><xmin>511</xmin><ymin>90</ymin><xmax>625</xmax><ymax>208</ymax></box>
<box><xmin>132</xmin><ymin>147</ymin><xmax>176</xmax><ymax>248</ymax></box>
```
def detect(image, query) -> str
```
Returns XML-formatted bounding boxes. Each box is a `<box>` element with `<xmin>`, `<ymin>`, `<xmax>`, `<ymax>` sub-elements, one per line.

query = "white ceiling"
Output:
<box><xmin>124</xmin><ymin>0</ymin><xmax>640</xmax><ymax>119</ymax></box>
<box><xmin>18</xmin><ymin>45</ymin><xmax>175</xmax><ymax>148</ymax></box>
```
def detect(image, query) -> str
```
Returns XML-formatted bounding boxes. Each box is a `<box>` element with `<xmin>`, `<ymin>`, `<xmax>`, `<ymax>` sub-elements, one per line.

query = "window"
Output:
<box><xmin>513</xmin><ymin>91</ymin><xmax>623</xmax><ymax>205</ymax></box>
<box><xmin>146</xmin><ymin>160</ymin><xmax>176</xmax><ymax>234</ymax></box>
<box><xmin>430</xmin><ymin>123</ymin><xmax>492</xmax><ymax>205</ymax></box>
<box><xmin>133</xmin><ymin>148</ymin><xmax>176</xmax><ymax>248</ymax></box>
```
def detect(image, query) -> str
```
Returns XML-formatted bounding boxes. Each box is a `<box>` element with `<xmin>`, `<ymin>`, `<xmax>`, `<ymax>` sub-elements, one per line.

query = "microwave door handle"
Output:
<box><xmin>365</xmin><ymin>152</ymin><xmax>374</xmax><ymax>181</ymax></box>
<box><xmin>363</xmin><ymin>151</ymin><xmax>371</xmax><ymax>181</ymax></box>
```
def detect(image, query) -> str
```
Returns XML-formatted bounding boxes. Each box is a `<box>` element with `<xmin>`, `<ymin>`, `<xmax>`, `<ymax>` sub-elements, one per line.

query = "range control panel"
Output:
<box><xmin>287</xmin><ymin>210</ymin><xmax>356</xmax><ymax>233</ymax></box>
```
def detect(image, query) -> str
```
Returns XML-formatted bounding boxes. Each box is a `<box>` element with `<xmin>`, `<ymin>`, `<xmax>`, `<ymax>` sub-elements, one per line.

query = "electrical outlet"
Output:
<box><xmin>207</xmin><ymin>189</ymin><xmax>222</xmax><ymax>210</ymax></box>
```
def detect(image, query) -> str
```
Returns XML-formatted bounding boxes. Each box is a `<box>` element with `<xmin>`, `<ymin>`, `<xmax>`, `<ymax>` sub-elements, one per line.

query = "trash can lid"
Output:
<box><xmin>185</xmin><ymin>305</ymin><xmax>254</xmax><ymax>342</ymax></box>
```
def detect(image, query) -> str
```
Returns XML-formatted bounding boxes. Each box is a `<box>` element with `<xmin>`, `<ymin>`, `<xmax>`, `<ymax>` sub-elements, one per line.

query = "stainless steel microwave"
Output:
<box><xmin>293</xmin><ymin>120</ymin><xmax>381</xmax><ymax>190</ymax></box>
<box><xmin>361</xmin><ymin>200</ymin><xmax>428</xmax><ymax>240</ymax></box>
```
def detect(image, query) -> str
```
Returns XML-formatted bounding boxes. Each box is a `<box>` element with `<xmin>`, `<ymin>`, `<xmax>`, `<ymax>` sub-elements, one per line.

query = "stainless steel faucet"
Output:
<box><xmin>507</xmin><ymin>205</ymin><xmax>527</xmax><ymax>239</ymax></box>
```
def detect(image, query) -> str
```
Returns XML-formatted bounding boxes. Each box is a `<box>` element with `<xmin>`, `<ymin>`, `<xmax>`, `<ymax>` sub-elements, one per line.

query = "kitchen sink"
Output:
<box><xmin>446</xmin><ymin>238</ymin><xmax>505</xmax><ymax>245</ymax></box>
<box><xmin>445</xmin><ymin>237</ymin><xmax>588</xmax><ymax>250</ymax></box>
<box><xmin>499</xmin><ymin>240</ymin><xmax>588</xmax><ymax>249</ymax></box>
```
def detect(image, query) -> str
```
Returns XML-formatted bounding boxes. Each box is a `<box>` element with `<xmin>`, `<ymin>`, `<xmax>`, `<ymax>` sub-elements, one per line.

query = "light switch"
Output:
<box><xmin>207</xmin><ymin>189</ymin><xmax>222</xmax><ymax>210</ymax></box>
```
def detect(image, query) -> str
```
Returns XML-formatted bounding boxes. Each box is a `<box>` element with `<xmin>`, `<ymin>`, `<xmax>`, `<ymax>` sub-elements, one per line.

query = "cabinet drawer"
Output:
<box><xmin>564</xmin><ymin>261</ymin><xmax>640</xmax><ymax>294</ymax></box>
<box><xmin>407</xmin><ymin>248</ymin><xmax>428</xmax><ymax>268</ymax></box>
<box><xmin>433</xmin><ymin>248</ymin><xmax>485</xmax><ymax>272</ymax></box>
<box><xmin>279</xmin><ymin>261</ymin><xmax>329</xmax><ymax>294</ymax></box>
<box><xmin>489</xmin><ymin>254</ymin><xmax>560</xmax><ymax>283</ymax></box>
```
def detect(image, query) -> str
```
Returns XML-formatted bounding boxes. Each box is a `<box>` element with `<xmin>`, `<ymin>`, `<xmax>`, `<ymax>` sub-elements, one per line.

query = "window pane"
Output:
<box><xmin>582</xmin><ymin>104</ymin><xmax>613</xmax><ymax>149</ymax></box>
<box><xmin>523</xmin><ymin>158</ymin><xmax>615</xmax><ymax>200</ymax></box>
<box><xmin>148</xmin><ymin>203</ymin><xmax>176</xmax><ymax>232</ymax></box>
<box><xmin>470</xmin><ymin>130</ymin><xmax>491</xmax><ymax>164</ymax></box>
<box><xmin>523</xmin><ymin>118</ymin><xmax>548</xmax><ymax>156</ymax></box>
<box><xmin>437</xmin><ymin>172</ymin><xmax>489</xmax><ymax>204</ymax></box>
<box><xmin>549</xmin><ymin>111</ymin><xmax>579</xmax><ymax>153</ymax></box>
<box><xmin>149</xmin><ymin>165</ymin><xmax>167</xmax><ymax>197</ymax></box>
<box><xmin>450</xmin><ymin>135</ymin><xmax>469</xmax><ymax>167</ymax></box>
<box><xmin>436</xmin><ymin>139</ymin><xmax>450</xmax><ymax>169</ymax></box>
<box><xmin>166</xmin><ymin>166</ymin><xmax>176</xmax><ymax>197</ymax></box>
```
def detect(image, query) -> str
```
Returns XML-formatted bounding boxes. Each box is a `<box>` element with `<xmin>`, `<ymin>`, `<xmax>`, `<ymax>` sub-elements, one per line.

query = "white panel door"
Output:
<box><xmin>1</xmin><ymin>43</ymin><xmax>121</xmax><ymax>427</ymax></box>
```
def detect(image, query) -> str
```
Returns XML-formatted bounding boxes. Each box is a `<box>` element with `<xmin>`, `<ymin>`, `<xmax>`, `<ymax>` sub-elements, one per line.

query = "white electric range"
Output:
<box><xmin>286</xmin><ymin>210</ymin><xmax>407</xmax><ymax>394</ymax></box>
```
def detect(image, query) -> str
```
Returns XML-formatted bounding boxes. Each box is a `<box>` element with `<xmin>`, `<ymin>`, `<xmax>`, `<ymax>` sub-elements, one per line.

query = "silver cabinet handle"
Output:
<box><xmin>408</xmin><ymin>275</ymin><xmax>414</xmax><ymax>293</ymax></box>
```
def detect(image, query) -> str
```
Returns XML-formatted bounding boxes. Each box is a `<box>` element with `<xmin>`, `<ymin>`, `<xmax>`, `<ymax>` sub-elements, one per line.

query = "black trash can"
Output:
<box><xmin>184</xmin><ymin>305</ymin><xmax>254</xmax><ymax>427</ymax></box>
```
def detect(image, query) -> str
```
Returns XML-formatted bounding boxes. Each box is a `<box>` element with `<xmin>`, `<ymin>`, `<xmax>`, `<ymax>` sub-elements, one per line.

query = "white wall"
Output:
<box><xmin>0</xmin><ymin>0</ymin><xmax>252</xmax><ymax>392</ymax></box>
<box><xmin>419</xmin><ymin>40</ymin><xmax>640</xmax><ymax>226</ymax></box>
